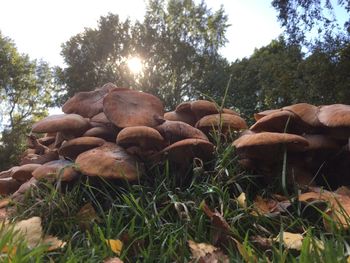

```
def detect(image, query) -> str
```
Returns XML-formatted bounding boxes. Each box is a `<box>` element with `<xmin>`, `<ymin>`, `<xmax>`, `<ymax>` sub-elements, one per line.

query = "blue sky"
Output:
<box><xmin>0</xmin><ymin>0</ymin><xmax>283</xmax><ymax>66</ymax></box>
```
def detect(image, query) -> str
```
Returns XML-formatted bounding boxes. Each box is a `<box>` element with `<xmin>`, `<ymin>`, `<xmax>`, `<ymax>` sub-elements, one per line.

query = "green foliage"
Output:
<box><xmin>226</xmin><ymin>36</ymin><xmax>350</xmax><ymax>120</ymax></box>
<box><xmin>58</xmin><ymin>0</ymin><xmax>229</xmax><ymax>108</ymax></box>
<box><xmin>271</xmin><ymin>0</ymin><xmax>350</xmax><ymax>45</ymax></box>
<box><xmin>0</xmin><ymin>32</ymin><xmax>59</xmax><ymax>170</ymax></box>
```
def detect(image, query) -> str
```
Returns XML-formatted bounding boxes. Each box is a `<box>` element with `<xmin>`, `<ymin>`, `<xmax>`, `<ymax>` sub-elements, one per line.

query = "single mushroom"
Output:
<box><xmin>153</xmin><ymin>138</ymin><xmax>215</xmax><ymax>165</ymax></box>
<box><xmin>103</xmin><ymin>89</ymin><xmax>164</xmax><ymax>128</ymax></box>
<box><xmin>318</xmin><ymin>104</ymin><xmax>350</xmax><ymax>140</ymax></box>
<box><xmin>90</xmin><ymin>112</ymin><xmax>114</xmax><ymax>127</ymax></box>
<box><xmin>75</xmin><ymin>142</ymin><xmax>141</xmax><ymax>181</ymax></box>
<box><xmin>62</xmin><ymin>83</ymin><xmax>118</xmax><ymax>118</ymax></box>
<box><xmin>164</xmin><ymin>111</ymin><xmax>197</xmax><ymax>126</ymax></box>
<box><xmin>32</xmin><ymin>114</ymin><xmax>90</xmax><ymax>136</ymax></box>
<box><xmin>58</xmin><ymin>137</ymin><xmax>106</xmax><ymax>160</ymax></box>
<box><xmin>116</xmin><ymin>126</ymin><xmax>164</xmax><ymax>150</ymax></box>
<box><xmin>0</xmin><ymin>178</ymin><xmax>22</xmax><ymax>196</ymax></box>
<box><xmin>82</xmin><ymin>126</ymin><xmax>119</xmax><ymax>141</ymax></box>
<box><xmin>12</xmin><ymin>164</ymin><xmax>42</xmax><ymax>182</ymax></box>
<box><xmin>32</xmin><ymin>160</ymin><xmax>78</xmax><ymax>182</ymax></box>
<box><xmin>190</xmin><ymin>100</ymin><xmax>219</xmax><ymax>120</ymax></box>
<box><xmin>250</xmin><ymin>110</ymin><xmax>308</xmax><ymax>134</ymax></box>
<box><xmin>155</xmin><ymin>120</ymin><xmax>209</xmax><ymax>144</ymax></box>
<box><xmin>254</xmin><ymin>109</ymin><xmax>282</xmax><ymax>121</ymax></box>
<box><xmin>195</xmin><ymin>113</ymin><xmax>247</xmax><ymax>135</ymax></box>
<box><xmin>20</xmin><ymin>151</ymin><xmax>59</xmax><ymax>165</ymax></box>
<box><xmin>283</xmin><ymin>103</ymin><xmax>321</xmax><ymax>128</ymax></box>
<box><xmin>233</xmin><ymin>132</ymin><xmax>309</xmax><ymax>161</ymax></box>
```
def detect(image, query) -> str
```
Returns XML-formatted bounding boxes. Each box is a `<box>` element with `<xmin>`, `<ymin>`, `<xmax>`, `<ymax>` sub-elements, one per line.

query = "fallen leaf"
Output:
<box><xmin>252</xmin><ymin>196</ymin><xmax>290</xmax><ymax>216</ymax></box>
<box><xmin>201</xmin><ymin>201</ymin><xmax>232</xmax><ymax>245</ymax></box>
<box><xmin>104</xmin><ymin>257</ymin><xmax>124</xmax><ymax>263</ymax></box>
<box><xmin>0</xmin><ymin>216</ymin><xmax>66</xmax><ymax>253</ymax></box>
<box><xmin>274</xmin><ymin>232</ymin><xmax>303</xmax><ymax>250</ymax></box>
<box><xmin>42</xmin><ymin>235</ymin><xmax>67</xmax><ymax>251</ymax></box>
<box><xmin>106</xmin><ymin>239</ymin><xmax>123</xmax><ymax>255</ymax></box>
<box><xmin>76</xmin><ymin>203</ymin><xmax>100</xmax><ymax>229</ymax></box>
<box><xmin>237</xmin><ymin>192</ymin><xmax>247</xmax><ymax>208</ymax></box>
<box><xmin>13</xmin><ymin>216</ymin><xmax>43</xmax><ymax>248</ymax></box>
<box><xmin>250</xmin><ymin>235</ymin><xmax>273</xmax><ymax>249</ymax></box>
<box><xmin>188</xmin><ymin>240</ymin><xmax>229</xmax><ymax>263</ymax></box>
<box><xmin>299</xmin><ymin>190</ymin><xmax>350</xmax><ymax>229</ymax></box>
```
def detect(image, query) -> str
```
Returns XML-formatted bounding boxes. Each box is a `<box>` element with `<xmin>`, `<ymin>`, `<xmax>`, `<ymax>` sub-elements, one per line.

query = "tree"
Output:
<box><xmin>272</xmin><ymin>0</ymin><xmax>350</xmax><ymax>45</ymax></box>
<box><xmin>0</xmin><ymin>32</ymin><xmax>58</xmax><ymax>170</ymax></box>
<box><xmin>58</xmin><ymin>0</ymin><xmax>229</xmax><ymax>109</ymax></box>
<box><xmin>227</xmin><ymin>36</ymin><xmax>350</xmax><ymax>120</ymax></box>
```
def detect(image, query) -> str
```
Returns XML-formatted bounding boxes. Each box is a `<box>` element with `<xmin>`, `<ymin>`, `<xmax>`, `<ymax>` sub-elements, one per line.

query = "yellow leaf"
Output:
<box><xmin>274</xmin><ymin>232</ymin><xmax>303</xmax><ymax>251</ymax></box>
<box><xmin>237</xmin><ymin>192</ymin><xmax>247</xmax><ymax>208</ymax></box>
<box><xmin>106</xmin><ymin>239</ymin><xmax>123</xmax><ymax>255</ymax></box>
<box><xmin>42</xmin><ymin>235</ymin><xmax>66</xmax><ymax>251</ymax></box>
<box><xmin>347</xmin><ymin>255</ymin><xmax>350</xmax><ymax>263</ymax></box>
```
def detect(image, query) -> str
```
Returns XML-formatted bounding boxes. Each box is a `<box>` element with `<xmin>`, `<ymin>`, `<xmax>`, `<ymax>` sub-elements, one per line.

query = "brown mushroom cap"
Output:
<box><xmin>20</xmin><ymin>151</ymin><xmax>59</xmax><ymax>165</ymax></box>
<box><xmin>103</xmin><ymin>89</ymin><xmax>164</xmax><ymax>128</ymax></box>
<box><xmin>0</xmin><ymin>166</ymin><xmax>19</xmax><ymax>179</ymax></box>
<box><xmin>233</xmin><ymin>132</ymin><xmax>309</xmax><ymax>160</ymax></box>
<box><xmin>190</xmin><ymin>100</ymin><xmax>219</xmax><ymax>120</ymax></box>
<box><xmin>90</xmin><ymin>112</ymin><xmax>113</xmax><ymax>127</ymax></box>
<box><xmin>75</xmin><ymin>142</ymin><xmax>141</xmax><ymax>181</ymax></box>
<box><xmin>283</xmin><ymin>103</ymin><xmax>321</xmax><ymax>127</ymax></box>
<box><xmin>222</xmin><ymin>108</ymin><xmax>240</xmax><ymax>116</ymax></box>
<box><xmin>156</xmin><ymin>120</ymin><xmax>208</xmax><ymax>144</ymax></box>
<box><xmin>82</xmin><ymin>126</ymin><xmax>119</xmax><ymax>141</ymax></box>
<box><xmin>250</xmin><ymin>110</ymin><xmax>307</xmax><ymax>134</ymax></box>
<box><xmin>62</xmin><ymin>83</ymin><xmax>117</xmax><ymax>118</ymax></box>
<box><xmin>116</xmin><ymin>126</ymin><xmax>164</xmax><ymax>150</ymax></box>
<box><xmin>254</xmin><ymin>109</ymin><xmax>282</xmax><ymax>121</ymax></box>
<box><xmin>58</xmin><ymin>137</ymin><xmax>106</xmax><ymax>160</ymax></box>
<box><xmin>38</xmin><ymin>136</ymin><xmax>56</xmax><ymax>147</ymax></box>
<box><xmin>303</xmin><ymin>134</ymin><xmax>340</xmax><ymax>151</ymax></box>
<box><xmin>0</xmin><ymin>178</ymin><xmax>21</xmax><ymax>196</ymax></box>
<box><xmin>12</xmin><ymin>164</ymin><xmax>42</xmax><ymax>182</ymax></box>
<box><xmin>195</xmin><ymin>113</ymin><xmax>247</xmax><ymax>132</ymax></box>
<box><xmin>154</xmin><ymin>138</ymin><xmax>214</xmax><ymax>164</ymax></box>
<box><xmin>32</xmin><ymin>160</ymin><xmax>78</xmax><ymax>182</ymax></box>
<box><xmin>175</xmin><ymin>101</ymin><xmax>192</xmax><ymax>113</ymax></box>
<box><xmin>164</xmin><ymin>111</ymin><xmax>197</xmax><ymax>126</ymax></box>
<box><xmin>32</xmin><ymin>114</ymin><xmax>90</xmax><ymax>135</ymax></box>
<box><xmin>318</xmin><ymin>104</ymin><xmax>350</xmax><ymax>127</ymax></box>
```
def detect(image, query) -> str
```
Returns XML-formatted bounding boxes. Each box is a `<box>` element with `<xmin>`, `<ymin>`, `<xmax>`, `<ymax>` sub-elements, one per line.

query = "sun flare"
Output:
<box><xmin>127</xmin><ymin>56</ymin><xmax>143</xmax><ymax>74</ymax></box>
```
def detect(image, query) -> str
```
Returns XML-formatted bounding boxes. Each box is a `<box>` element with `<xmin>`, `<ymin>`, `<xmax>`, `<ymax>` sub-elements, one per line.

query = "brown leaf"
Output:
<box><xmin>252</xmin><ymin>196</ymin><xmax>290</xmax><ymax>216</ymax></box>
<box><xmin>188</xmin><ymin>240</ymin><xmax>229</xmax><ymax>263</ymax></box>
<box><xmin>299</xmin><ymin>189</ymin><xmax>350</xmax><ymax>229</ymax></box>
<box><xmin>201</xmin><ymin>201</ymin><xmax>232</xmax><ymax>245</ymax></box>
<box><xmin>76</xmin><ymin>203</ymin><xmax>100</xmax><ymax>229</ymax></box>
<box><xmin>250</xmin><ymin>235</ymin><xmax>273</xmax><ymax>250</ymax></box>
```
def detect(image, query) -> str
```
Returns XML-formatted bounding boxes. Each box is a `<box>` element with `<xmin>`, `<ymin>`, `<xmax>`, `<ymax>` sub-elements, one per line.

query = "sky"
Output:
<box><xmin>0</xmin><ymin>0</ymin><xmax>283</xmax><ymax>66</ymax></box>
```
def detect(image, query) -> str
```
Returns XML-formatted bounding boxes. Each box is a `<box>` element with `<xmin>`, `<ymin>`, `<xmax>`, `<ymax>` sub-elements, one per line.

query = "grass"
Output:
<box><xmin>1</xmin><ymin>134</ymin><xmax>350</xmax><ymax>262</ymax></box>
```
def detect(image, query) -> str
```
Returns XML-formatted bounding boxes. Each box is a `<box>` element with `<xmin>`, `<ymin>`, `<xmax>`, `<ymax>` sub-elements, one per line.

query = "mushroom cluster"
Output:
<box><xmin>0</xmin><ymin>83</ymin><xmax>247</xmax><ymax>197</ymax></box>
<box><xmin>233</xmin><ymin>103</ymin><xmax>350</xmax><ymax>186</ymax></box>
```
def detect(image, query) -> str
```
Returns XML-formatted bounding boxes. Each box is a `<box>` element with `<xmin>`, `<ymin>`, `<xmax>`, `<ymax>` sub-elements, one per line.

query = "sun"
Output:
<box><xmin>127</xmin><ymin>56</ymin><xmax>143</xmax><ymax>74</ymax></box>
